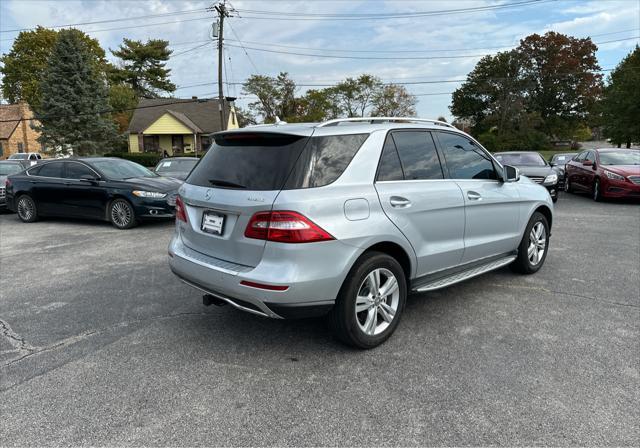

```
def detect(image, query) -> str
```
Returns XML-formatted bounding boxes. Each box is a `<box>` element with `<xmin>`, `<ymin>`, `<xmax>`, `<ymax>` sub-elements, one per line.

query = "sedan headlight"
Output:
<box><xmin>132</xmin><ymin>190</ymin><xmax>167</xmax><ymax>199</ymax></box>
<box><xmin>544</xmin><ymin>174</ymin><xmax>558</xmax><ymax>184</ymax></box>
<box><xmin>604</xmin><ymin>170</ymin><xmax>625</xmax><ymax>181</ymax></box>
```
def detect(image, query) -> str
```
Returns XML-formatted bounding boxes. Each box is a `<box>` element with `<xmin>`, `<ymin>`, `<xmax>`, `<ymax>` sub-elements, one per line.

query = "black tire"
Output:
<box><xmin>329</xmin><ymin>251</ymin><xmax>407</xmax><ymax>349</ymax></box>
<box><xmin>16</xmin><ymin>194</ymin><xmax>38</xmax><ymax>223</ymax></box>
<box><xmin>109</xmin><ymin>198</ymin><xmax>137</xmax><ymax>229</ymax></box>
<box><xmin>593</xmin><ymin>178</ymin><xmax>602</xmax><ymax>202</ymax></box>
<box><xmin>510</xmin><ymin>212</ymin><xmax>550</xmax><ymax>275</ymax></box>
<box><xmin>564</xmin><ymin>177</ymin><xmax>572</xmax><ymax>193</ymax></box>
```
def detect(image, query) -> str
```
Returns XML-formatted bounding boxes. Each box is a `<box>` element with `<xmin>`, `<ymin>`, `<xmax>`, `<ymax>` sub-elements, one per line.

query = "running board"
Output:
<box><xmin>412</xmin><ymin>255</ymin><xmax>517</xmax><ymax>293</ymax></box>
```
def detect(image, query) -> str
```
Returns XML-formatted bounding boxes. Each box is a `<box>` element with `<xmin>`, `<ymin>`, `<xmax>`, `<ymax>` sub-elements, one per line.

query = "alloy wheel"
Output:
<box><xmin>593</xmin><ymin>180</ymin><xmax>600</xmax><ymax>201</ymax></box>
<box><xmin>527</xmin><ymin>222</ymin><xmax>546</xmax><ymax>266</ymax></box>
<box><xmin>111</xmin><ymin>201</ymin><xmax>132</xmax><ymax>228</ymax></box>
<box><xmin>355</xmin><ymin>268</ymin><xmax>400</xmax><ymax>336</ymax></box>
<box><xmin>17</xmin><ymin>197</ymin><xmax>35</xmax><ymax>221</ymax></box>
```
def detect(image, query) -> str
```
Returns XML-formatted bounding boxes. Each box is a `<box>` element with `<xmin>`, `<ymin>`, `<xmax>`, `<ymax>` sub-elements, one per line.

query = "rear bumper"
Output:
<box><xmin>168</xmin><ymin>232</ymin><xmax>361</xmax><ymax>319</ymax></box>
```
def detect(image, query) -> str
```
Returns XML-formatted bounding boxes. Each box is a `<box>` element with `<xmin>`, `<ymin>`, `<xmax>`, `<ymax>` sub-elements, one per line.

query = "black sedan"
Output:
<box><xmin>494</xmin><ymin>151</ymin><xmax>560</xmax><ymax>202</ymax></box>
<box><xmin>153</xmin><ymin>157</ymin><xmax>199</xmax><ymax>181</ymax></box>
<box><xmin>5</xmin><ymin>158</ymin><xmax>182</xmax><ymax>229</ymax></box>
<box><xmin>549</xmin><ymin>152</ymin><xmax>577</xmax><ymax>188</ymax></box>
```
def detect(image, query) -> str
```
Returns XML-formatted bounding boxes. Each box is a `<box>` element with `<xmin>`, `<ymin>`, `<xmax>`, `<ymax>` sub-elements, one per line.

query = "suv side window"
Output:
<box><xmin>436</xmin><ymin>132</ymin><xmax>498</xmax><ymax>180</ymax></box>
<box><xmin>391</xmin><ymin>131</ymin><xmax>444</xmax><ymax>180</ymax></box>
<box><xmin>37</xmin><ymin>162</ymin><xmax>64</xmax><ymax>178</ymax></box>
<box><xmin>64</xmin><ymin>162</ymin><xmax>96</xmax><ymax>179</ymax></box>
<box><xmin>376</xmin><ymin>135</ymin><xmax>404</xmax><ymax>181</ymax></box>
<box><xmin>584</xmin><ymin>151</ymin><xmax>595</xmax><ymax>162</ymax></box>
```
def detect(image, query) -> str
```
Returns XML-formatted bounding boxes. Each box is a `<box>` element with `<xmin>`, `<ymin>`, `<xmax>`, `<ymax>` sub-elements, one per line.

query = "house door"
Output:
<box><xmin>172</xmin><ymin>135</ymin><xmax>184</xmax><ymax>154</ymax></box>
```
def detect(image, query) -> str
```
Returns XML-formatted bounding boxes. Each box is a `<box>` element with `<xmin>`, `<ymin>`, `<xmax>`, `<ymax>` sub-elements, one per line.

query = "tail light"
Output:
<box><xmin>244</xmin><ymin>211</ymin><xmax>334</xmax><ymax>243</ymax></box>
<box><xmin>175</xmin><ymin>195</ymin><xmax>188</xmax><ymax>223</ymax></box>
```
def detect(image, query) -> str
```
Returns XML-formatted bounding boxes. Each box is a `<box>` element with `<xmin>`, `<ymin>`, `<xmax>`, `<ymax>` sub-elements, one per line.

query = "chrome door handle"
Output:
<box><xmin>390</xmin><ymin>196</ymin><xmax>411</xmax><ymax>208</ymax></box>
<box><xmin>467</xmin><ymin>191</ymin><xmax>482</xmax><ymax>201</ymax></box>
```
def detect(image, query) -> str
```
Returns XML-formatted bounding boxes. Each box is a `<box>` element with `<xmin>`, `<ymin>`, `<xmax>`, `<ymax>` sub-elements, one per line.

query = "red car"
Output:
<box><xmin>565</xmin><ymin>148</ymin><xmax>640</xmax><ymax>201</ymax></box>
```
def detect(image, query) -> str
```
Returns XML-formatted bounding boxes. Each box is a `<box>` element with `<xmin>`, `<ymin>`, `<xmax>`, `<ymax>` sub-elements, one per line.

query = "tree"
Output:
<box><xmin>242</xmin><ymin>72</ymin><xmax>300</xmax><ymax>122</ymax></box>
<box><xmin>0</xmin><ymin>27</ymin><xmax>107</xmax><ymax>110</ymax></box>
<box><xmin>296</xmin><ymin>89</ymin><xmax>340</xmax><ymax>122</ymax></box>
<box><xmin>34</xmin><ymin>29</ymin><xmax>120</xmax><ymax>155</ymax></box>
<box><xmin>371</xmin><ymin>84</ymin><xmax>417</xmax><ymax>117</ymax></box>
<box><xmin>108</xmin><ymin>84</ymin><xmax>138</xmax><ymax>133</ymax></box>
<box><xmin>601</xmin><ymin>46</ymin><xmax>640</xmax><ymax>148</ymax></box>
<box><xmin>333</xmin><ymin>74</ymin><xmax>382</xmax><ymax>117</ymax></box>
<box><xmin>451</xmin><ymin>32</ymin><xmax>603</xmax><ymax>142</ymax></box>
<box><xmin>110</xmin><ymin>38</ymin><xmax>176</xmax><ymax>98</ymax></box>
<box><xmin>233</xmin><ymin>106</ymin><xmax>257</xmax><ymax>127</ymax></box>
<box><xmin>518</xmin><ymin>32</ymin><xmax>603</xmax><ymax>138</ymax></box>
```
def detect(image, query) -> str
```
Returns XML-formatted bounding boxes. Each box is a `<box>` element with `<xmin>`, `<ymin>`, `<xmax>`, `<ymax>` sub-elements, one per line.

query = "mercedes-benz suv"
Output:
<box><xmin>168</xmin><ymin>118</ymin><xmax>553</xmax><ymax>348</ymax></box>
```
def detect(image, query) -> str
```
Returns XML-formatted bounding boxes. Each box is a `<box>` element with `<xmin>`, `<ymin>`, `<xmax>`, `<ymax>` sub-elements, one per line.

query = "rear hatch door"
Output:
<box><xmin>179</xmin><ymin>131</ymin><xmax>312</xmax><ymax>268</ymax></box>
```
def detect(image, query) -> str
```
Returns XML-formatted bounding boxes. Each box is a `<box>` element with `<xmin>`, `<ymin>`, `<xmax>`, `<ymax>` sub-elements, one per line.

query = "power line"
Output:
<box><xmin>225</xmin><ymin>21</ymin><xmax>260</xmax><ymax>74</ymax></box>
<box><xmin>0</xmin><ymin>8</ymin><xmax>208</xmax><ymax>33</ymax></box>
<box><xmin>171</xmin><ymin>42</ymin><xmax>212</xmax><ymax>58</ymax></box>
<box><xmin>233</xmin><ymin>0</ymin><xmax>556</xmax><ymax>21</ymax></box>
<box><xmin>223</xmin><ymin>35</ymin><xmax>640</xmax><ymax>61</ymax></box>
<box><xmin>223</xmin><ymin>28</ymin><xmax>640</xmax><ymax>54</ymax></box>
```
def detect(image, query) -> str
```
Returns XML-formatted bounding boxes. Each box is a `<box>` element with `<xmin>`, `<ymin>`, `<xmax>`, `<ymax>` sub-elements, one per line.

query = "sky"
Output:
<box><xmin>1</xmin><ymin>0</ymin><xmax>639</xmax><ymax>121</ymax></box>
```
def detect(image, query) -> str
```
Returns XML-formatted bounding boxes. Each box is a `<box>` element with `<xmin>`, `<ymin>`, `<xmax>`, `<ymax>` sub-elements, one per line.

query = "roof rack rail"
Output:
<box><xmin>316</xmin><ymin>117</ymin><xmax>456</xmax><ymax>129</ymax></box>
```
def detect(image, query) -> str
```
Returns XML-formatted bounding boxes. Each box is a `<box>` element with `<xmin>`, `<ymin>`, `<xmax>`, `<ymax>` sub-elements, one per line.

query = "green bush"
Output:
<box><xmin>478</xmin><ymin>129</ymin><xmax>549</xmax><ymax>152</ymax></box>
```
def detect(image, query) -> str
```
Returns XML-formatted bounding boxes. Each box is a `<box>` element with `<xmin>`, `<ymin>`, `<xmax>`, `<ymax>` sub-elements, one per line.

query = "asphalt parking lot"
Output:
<box><xmin>1</xmin><ymin>192</ymin><xmax>638</xmax><ymax>446</ymax></box>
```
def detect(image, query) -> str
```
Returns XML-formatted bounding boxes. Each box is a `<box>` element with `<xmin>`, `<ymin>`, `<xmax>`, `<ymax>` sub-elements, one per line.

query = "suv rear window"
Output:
<box><xmin>188</xmin><ymin>132</ymin><xmax>368</xmax><ymax>191</ymax></box>
<box><xmin>284</xmin><ymin>134</ymin><xmax>368</xmax><ymax>189</ymax></box>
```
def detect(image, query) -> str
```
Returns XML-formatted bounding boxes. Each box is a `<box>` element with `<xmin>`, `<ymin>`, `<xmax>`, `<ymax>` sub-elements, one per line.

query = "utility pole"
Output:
<box><xmin>212</xmin><ymin>1</ymin><xmax>231</xmax><ymax>130</ymax></box>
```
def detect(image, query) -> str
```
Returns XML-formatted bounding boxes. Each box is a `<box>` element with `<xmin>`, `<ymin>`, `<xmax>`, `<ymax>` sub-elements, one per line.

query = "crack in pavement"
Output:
<box><xmin>0</xmin><ymin>318</ymin><xmax>36</xmax><ymax>353</ymax></box>
<box><xmin>1</xmin><ymin>311</ymin><xmax>213</xmax><ymax>368</ymax></box>
<box><xmin>488</xmin><ymin>283</ymin><xmax>640</xmax><ymax>309</ymax></box>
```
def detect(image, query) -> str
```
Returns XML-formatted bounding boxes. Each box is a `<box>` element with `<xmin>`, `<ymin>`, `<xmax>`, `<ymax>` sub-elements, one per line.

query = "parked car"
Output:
<box><xmin>8</xmin><ymin>152</ymin><xmax>42</xmax><ymax>165</ymax></box>
<box><xmin>549</xmin><ymin>152</ymin><xmax>577</xmax><ymax>188</ymax></box>
<box><xmin>564</xmin><ymin>148</ymin><xmax>640</xmax><ymax>201</ymax></box>
<box><xmin>153</xmin><ymin>157</ymin><xmax>199</xmax><ymax>181</ymax></box>
<box><xmin>5</xmin><ymin>157</ymin><xmax>182</xmax><ymax>229</ymax></box>
<box><xmin>494</xmin><ymin>151</ymin><xmax>559</xmax><ymax>202</ymax></box>
<box><xmin>0</xmin><ymin>160</ymin><xmax>27</xmax><ymax>210</ymax></box>
<box><xmin>168</xmin><ymin>117</ymin><xmax>554</xmax><ymax>348</ymax></box>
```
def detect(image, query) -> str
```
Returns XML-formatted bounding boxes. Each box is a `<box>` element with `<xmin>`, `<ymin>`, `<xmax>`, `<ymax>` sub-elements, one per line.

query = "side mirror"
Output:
<box><xmin>503</xmin><ymin>165</ymin><xmax>520</xmax><ymax>182</ymax></box>
<box><xmin>582</xmin><ymin>160</ymin><xmax>593</xmax><ymax>167</ymax></box>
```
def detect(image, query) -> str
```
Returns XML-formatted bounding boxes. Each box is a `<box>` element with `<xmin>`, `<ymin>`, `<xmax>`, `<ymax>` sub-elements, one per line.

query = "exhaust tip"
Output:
<box><xmin>203</xmin><ymin>294</ymin><xmax>227</xmax><ymax>307</ymax></box>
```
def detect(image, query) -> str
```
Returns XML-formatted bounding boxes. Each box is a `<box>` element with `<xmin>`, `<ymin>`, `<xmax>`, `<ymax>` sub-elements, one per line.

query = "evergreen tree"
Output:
<box><xmin>34</xmin><ymin>29</ymin><xmax>119</xmax><ymax>156</ymax></box>
<box><xmin>110</xmin><ymin>38</ymin><xmax>176</xmax><ymax>98</ymax></box>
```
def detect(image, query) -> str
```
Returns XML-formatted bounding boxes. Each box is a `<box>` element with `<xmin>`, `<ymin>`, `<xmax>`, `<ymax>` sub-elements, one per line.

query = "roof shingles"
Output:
<box><xmin>128</xmin><ymin>98</ymin><xmax>227</xmax><ymax>134</ymax></box>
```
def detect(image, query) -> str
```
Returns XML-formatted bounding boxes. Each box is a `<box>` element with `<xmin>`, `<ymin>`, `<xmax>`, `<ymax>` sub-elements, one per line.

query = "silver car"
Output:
<box><xmin>169</xmin><ymin>118</ymin><xmax>553</xmax><ymax>348</ymax></box>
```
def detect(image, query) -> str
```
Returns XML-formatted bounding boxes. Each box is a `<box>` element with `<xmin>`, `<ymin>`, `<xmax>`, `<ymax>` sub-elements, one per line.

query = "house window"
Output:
<box><xmin>17</xmin><ymin>142</ymin><xmax>24</xmax><ymax>153</ymax></box>
<box><xmin>0</xmin><ymin>141</ymin><xmax>4</xmax><ymax>157</ymax></box>
<box><xmin>143</xmin><ymin>136</ymin><xmax>160</xmax><ymax>153</ymax></box>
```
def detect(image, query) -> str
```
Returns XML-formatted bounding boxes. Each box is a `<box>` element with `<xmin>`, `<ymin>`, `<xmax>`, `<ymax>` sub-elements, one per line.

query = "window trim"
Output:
<box><xmin>374</xmin><ymin>129</ymin><xmax>448</xmax><ymax>183</ymax></box>
<box><xmin>432</xmin><ymin>130</ymin><xmax>502</xmax><ymax>182</ymax></box>
<box><xmin>26</xmin><ymin>161</ymin><xmax>65</xmax><ymax>179</ymax></box>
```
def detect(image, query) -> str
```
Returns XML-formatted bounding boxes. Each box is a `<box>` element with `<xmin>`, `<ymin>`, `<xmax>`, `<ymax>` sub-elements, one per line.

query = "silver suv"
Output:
<box><xmin>169</xmin><ymin>118</ymin><xmax>553</xmax><ymax>348</ymax></box>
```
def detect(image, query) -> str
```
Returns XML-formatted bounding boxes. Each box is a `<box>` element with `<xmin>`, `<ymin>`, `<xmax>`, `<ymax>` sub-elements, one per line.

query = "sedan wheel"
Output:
<box><xmin>355</xmin><ymin>268</ymin><xmax>400</xmax><ymax>336</ymax></box>
<box><xmin>564</xmin><ymin>177</ymin><xmax>572</xmax><ymax>193</ymax></box>
<box><xmin>109</xmin><ymin>199</ymin><xmax>137</xmax><ymax>229</ymax></box>
<box><xmin>593</xmin><ymin>179</ymin><xmax>602</xmax><ymax>202</ymax></box>
<box><xmin>16</xmin><ymin>195</ymin><xmax>38</xmax><ymax>223</ymax></box>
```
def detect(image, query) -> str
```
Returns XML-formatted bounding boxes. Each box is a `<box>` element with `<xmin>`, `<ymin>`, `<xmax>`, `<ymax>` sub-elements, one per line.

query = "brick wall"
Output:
<box><xmin>0</xmin><ymin>103</ymin><xmax>42</xmax><ymax>160</ymax></box>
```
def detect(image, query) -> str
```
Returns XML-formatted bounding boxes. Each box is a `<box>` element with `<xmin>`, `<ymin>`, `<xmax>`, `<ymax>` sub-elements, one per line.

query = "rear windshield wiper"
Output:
<box><xmin>208</xmin><ymin>179</ymin><xmax>246</xmax><ymax>189</ymax></box>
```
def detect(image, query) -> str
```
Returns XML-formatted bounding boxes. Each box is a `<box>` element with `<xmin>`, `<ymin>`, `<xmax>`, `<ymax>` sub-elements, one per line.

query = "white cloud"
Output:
<box><xmin>1</xmin><ymin>0</ymin><xmax>638</xmax><ymax>120</ymax></box>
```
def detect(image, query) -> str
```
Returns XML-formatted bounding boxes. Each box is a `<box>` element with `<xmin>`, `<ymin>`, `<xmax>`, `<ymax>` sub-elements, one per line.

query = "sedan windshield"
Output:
<box><xmin>495</xmin><ymin>153</ymin><xmax>546</xmax><ymax>166</ymax></box>
<box><xmin>8</xmin><ymin>154</ymin><xmax>27</xmax><ymax>160</ymax></box>
<box><xmin>0</xmin><ymin>163</ymin><xmax>23</xmax><ymax>175</ymax></box>
<box><xmin>551</xmin><ymin>154</ymin><xmax>576</xmax><ymax>164</ymax></box>
<box><xmin>155</xmin><ymin>159</ymin><xmax>198</xmax><ymax>173</ymax></box>
<box><xmin>90</xmin><ymin>159</ymin><xmax>157</xmax><ymax>179</ymax></box>
<box><xmin>599</xmin><ymin>151</ymin><xmax>640</xmax><ymax>165</ymax></box>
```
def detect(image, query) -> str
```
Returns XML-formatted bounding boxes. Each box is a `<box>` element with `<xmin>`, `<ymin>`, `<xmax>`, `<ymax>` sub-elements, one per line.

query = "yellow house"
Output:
<box><xmin>127</xmin><ymin>97</ymin><xmax>238</xmax><ymax>155</ymax></box>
